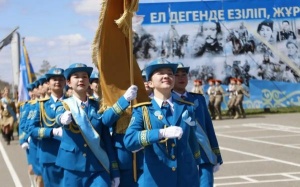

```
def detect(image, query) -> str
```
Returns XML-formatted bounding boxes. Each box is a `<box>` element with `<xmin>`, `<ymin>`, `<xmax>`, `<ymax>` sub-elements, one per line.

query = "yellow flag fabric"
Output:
<box><xmin>92</xmin><ymin>0</ymin><xmax>149</xmax><ymax>133</ymax></box>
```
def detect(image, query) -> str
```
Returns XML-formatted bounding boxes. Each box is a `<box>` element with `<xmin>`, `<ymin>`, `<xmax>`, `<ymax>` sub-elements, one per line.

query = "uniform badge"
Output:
<box><xmin>27</xmin><ymin>111</ymin><xmax>33</xmax><ymax>119</ymax></box>
<box><xmin>50</xmin><ymin>104</ymin><xmax>55</xmax><ymax>110</ymax></box>
<box><xmin>31</xmin><ymin>110</ymin><xmax>37</xmax><ymax>119</ymax></box>
<box><xmin>182</xmin><ymin>110</ymin><xmax>196</xmax><ymax>126</ymax></box>
<box><xmin>154</xmin><ymin>111</ymin><xmax>163</xmax><ymax>120</ymax></box>
<box><xmin>56</xmin><ymin>106</ymin><xmax>64</xmax><ymax>112</ymax></box>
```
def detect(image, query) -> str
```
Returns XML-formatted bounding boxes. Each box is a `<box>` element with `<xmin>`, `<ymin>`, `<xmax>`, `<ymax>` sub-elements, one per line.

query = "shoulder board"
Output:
<box><xmin>188</xmin><ymin>92</ymin><xmax>203</xmax><ymax>96</ymax></box>
<box><xmin>133</xmin><ymin>102</ymin><xmax>152</xmax><ymax>108</ymax></box>
<box><xmin>38</xmin><ymin>97</ymin><xmax>50</xmax><ymax>102</ymax></box>
<box><xmin>19</xmin><ymin>101</ymin><xmax>27</xmax><ymax>107</ymax></box>
<box><xmin>175</xmin><ymin>98</ymin><xmax>194</xmax><ymax>105</ymax></box>
<box><xmin>89</xmin><ymin>96</ymin><xmax>98</xmax><ymax>102</ymax></box>
<box><xmin>28</xmin><ymin>100</ymin><xmax>37</xmax><ymax>105</ymax></box>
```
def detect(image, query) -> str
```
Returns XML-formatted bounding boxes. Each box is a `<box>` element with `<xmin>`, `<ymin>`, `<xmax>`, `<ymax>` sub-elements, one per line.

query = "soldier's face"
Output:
<box><xmin>67</xmin><ymin>72</ymin><xmax>90</xmax><ymax>95</ymax></box>
<box><xmin>148</xmin><ymin>68</ymin><xmax>175</xmax><ymax>92</ymax></box>
<box><xmin>282</xmin><ymin>22</ymin><xmax>290</xmax><ymax>31</ymax></box>
<box><xmin>174</xmin><ymin>70</ymin><xmax>188</xmax><ymax>92</ymax></box>
<box><xmin>90</xmin><ymin>80</ymin><xmax>99</xmax><ymax>93</ymax></box>
<box><xmin>203</xmin><ymin>22</ymin><xmax>218</xmax><ymax>44</ymax></box>
<box><xmin>287</xmin><ymin>44</ymin><xmax>298</xmax><ymax>56</ymax></box>
<box><xmin>48</xmin><ymin>76</ymin><xmax>66</xmax><ymax>92</ymax></box>
<box><xmin>259</xmin><ymin>25</ymin><xmax>272</xmax><ymax>41</ymax></box>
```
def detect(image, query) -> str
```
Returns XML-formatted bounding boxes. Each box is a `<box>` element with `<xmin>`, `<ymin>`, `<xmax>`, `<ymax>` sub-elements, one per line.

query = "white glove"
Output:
<box><xmin>21</xmin><ymin>142</ymin><xmax>29</xmax><ymax>150</ymax></box>
<box><xmin>27</xmin><ymin>136</ymin><xmax>31</xmax><ymax>143</ymax></box>
<box><xmin>111</xmin><ymin>177</ymin><xmax>120</xmax><ymax>187</ymax></box>
<box><xmin>60</xmin><ymin>111</ymin><xmax>72</xmax><ymax>125</ymax></box>
<box><xmin>159</xmin><ymin>126</ymin><xmax>183</xmax><ymax>139</ymax></box>
<box><xmin>52</xmin><ymin>127</ymin><xmax>63</xmax><ymax>137</ymax></box>
<box><xmin>213</xmin><ymin>163</ymin><xmax>220</xmax><ymax>173</ymax></box>
<box><xmin>123</xmin><ymin>85</ymin><xmax>138</xmax><ymax>102</ymax></box>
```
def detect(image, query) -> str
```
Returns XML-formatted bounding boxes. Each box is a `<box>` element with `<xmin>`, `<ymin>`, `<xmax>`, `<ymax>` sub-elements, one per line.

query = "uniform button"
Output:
<box><xmin>84</xmin><ymin>144</ymin><xmax>87</xmax><ymax>147</ymax></box>
<box><xmin>83</xmin><ymin>153</ymin><xmax>86</xmax><ymax>157</ymax></box>
<box><xmin>171</xmin><ymin>143</ymin><xmax>175</xmax><ymax>147</ymax></box>
<box><xmin>172</xmin><ymin>167</ymin><xmax>176</xmax><ymax>171</ymax></box>
<box><xmin>171</xmin><ymin>155</ymin><xmax>176</xmax><ymax>159</ymax></box>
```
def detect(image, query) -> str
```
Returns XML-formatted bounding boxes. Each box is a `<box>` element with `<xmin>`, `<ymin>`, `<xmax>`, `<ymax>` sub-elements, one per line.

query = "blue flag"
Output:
<box><xmin>18</xmin><ymin>41</ymin><xmax>36</xmax><ymax>102</ymax></box>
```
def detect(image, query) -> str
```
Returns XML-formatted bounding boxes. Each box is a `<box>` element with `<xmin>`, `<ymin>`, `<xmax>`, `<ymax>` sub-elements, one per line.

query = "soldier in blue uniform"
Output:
<box><xmin>27</xmin><ymin>79</ymin><xmax>45</xmax><ymax>187</ymax></box>
<box><xmin>26</xmin><ymin>68</ymin><xmax>66</xmax><ymax>187</ymax></box>
<box><xmin>172</xmin><ymin>63</ymin><xmax>223</xmax><ymax>187</ymax></box>
<box><xmin>124</xmin><ymin>59</ymin><xmax>200</xmax><ymax>187</ymax></box>
<box><xmin>89</xmin><ymin>72</ymin><xmax>100</xmax><ymax>102</ymax></box>
<box><xmin>19</xmin><ymin>83</ymin><xmax>38</xmax><ymax>187</ymax></box>
<box><xmin>54</xmin><ymin>63</ymin><xmax>137</xmax><ymax>187</ymax></box>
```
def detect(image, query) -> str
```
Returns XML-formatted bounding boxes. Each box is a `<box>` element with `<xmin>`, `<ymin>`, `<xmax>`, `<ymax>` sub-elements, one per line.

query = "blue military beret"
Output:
<box><xmin>64</xmin><ymin>63</ymin><xmax>93</xmax><ymax>80</ymax></box>
<box><xmin>45</xmin><ymin>68</ymin><xmax>65</xmax><ymax>80</ymax></box>
<box><xmin>38</xmin><ymin>75</ymin><xmax>47</xmax><ymax>85</ymax></box>
<box><xmin>89</xmin><ymin>72</ymin><xmax>99</xmax><ymax>83</ymax></box>
<box><xmin>26</xmin><ymin>83</ymin><xmax>34</xmax><ymax>91</ymax></box>
<box><xmin>175</xmin><ymin>62</ymin><xmax>190</xmax><ymax>73</ymax></box>
<box><xmin>33</xmin><ymin>80</ymin><xmax>40</xmax><ymax>88</ymax></box>
<box><xmin>145</xmin><ymin>58</ymin><xmax>178</xmax><ymax>81</ymax></box>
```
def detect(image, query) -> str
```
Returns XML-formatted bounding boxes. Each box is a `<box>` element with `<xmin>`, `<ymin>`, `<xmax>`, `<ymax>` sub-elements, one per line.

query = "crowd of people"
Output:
<box><xmin>0</xmin><ymin>60</ymin><xmax>224</xmax><ymax>187</ymax></box>
<box><xmin>190</xmin><ymin>77</ymin><xmax>250</xmax><ymax>120</ymax></box>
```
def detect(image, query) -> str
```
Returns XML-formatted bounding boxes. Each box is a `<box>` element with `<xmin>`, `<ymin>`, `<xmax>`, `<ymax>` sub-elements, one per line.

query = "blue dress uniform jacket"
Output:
<box><xmin>111</xmin><ymin>130</ymin><xmax>144</xmax><ymax>187</ymax></box>
<box><xmin>124</xmin><ymin>98</ymin><xmax>200</xmax><ymax>187</ymax></box>
<box><xmin>18</xmin><ymin>101</ymin><xmax>31</xmax><ymax>164</ymax></box>
<box><xmin>176</xmin><ymin>92</ymin><xmax>223</xmax><ymax>187</ymax></box>
<box><xmin>54</xmin><ymin>96</ymin><xmax>129</xmax><ymax>185</ymax></box>
<box><xmin>25</xmin><ymin>100</ymin><xmax>42</xmax><ymax>175</ymax></box>
<box><xmin>26</xmin><ymin>96</ymin><xmax>64</xmax><ymax>187</ymax></box>
<box><xmin>186</xmin><ymin>92</ymin><xmax>222</xmax><ymax>164</ymax></box>
<box><xmin>27</xmin><ymin>97</ymin><xmax>62</xmax><ymax>164</ymax></box>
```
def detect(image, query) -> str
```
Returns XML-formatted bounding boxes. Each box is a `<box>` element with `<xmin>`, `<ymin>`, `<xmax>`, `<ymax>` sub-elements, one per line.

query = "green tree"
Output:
<box><xmin>36</xmin><ymin>60</ymin><xmax>56</xmax><ymax>77</ymax></box>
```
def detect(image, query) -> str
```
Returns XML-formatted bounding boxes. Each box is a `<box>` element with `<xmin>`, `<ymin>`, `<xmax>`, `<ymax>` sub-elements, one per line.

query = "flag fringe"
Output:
<box><xmin>91</xmin><ymin>0</ymin><xmax>108</xmax><ymax>67</ymax></box>
<box><xmin>114</xmin><ymin>0</ymin><xmax>139</xmax><ymax>37</ymax></box>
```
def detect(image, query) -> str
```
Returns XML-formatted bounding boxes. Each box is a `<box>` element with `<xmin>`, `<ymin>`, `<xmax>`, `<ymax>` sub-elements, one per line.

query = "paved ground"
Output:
<box><xmin>0</xmin><ymin>113</ymin><xmax>300</xmax><ymax>187</ymax></box>
<box><xmin>213</xmin><ymin>113</ymin><xmax>300</xmax><ymax>187</ymax></box>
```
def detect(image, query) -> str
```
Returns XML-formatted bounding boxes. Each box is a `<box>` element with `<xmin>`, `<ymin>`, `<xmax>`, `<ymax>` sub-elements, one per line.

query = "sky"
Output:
<box><xmin>0</xmin><ymin>0</ymin><xmax>102</xmax><ymax>84</ymax></box>
<box><xmin>0</xmin><ymin>0</ymin><xmax>219</xmax><ymax>84</ymax></box>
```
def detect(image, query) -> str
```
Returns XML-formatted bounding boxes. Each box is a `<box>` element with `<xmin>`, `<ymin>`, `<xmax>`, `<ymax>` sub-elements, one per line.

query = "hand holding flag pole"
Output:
<box><xmin>115</xmin><ymin>0</ymin><xmax>139</xmax><ymax>182</ymax></box>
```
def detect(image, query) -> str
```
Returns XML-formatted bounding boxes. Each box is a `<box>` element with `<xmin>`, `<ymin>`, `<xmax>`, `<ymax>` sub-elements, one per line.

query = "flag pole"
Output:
<box><xmin>115</xmin><ymin>0</ymin><xmax>139</xmax><ymax>182</ymax></box>
<box><xmin>128</xmin><ymin>12</ymin><xmax>137</xmax><ymax>184</ymax></box>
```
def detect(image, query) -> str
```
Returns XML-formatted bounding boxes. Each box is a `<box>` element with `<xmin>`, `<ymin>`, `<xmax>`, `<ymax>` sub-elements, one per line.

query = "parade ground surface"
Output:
<box><xmin>0</xmin><ymin>113</ymin><xmax>300</xmax><ymax>187</ymax></box>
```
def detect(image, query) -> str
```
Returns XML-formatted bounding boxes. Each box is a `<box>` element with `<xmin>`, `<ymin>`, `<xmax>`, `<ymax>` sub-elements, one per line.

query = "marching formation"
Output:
<box><xmin>1</xmin><ymin>60</ymin><xmax>223</xmax><ymax>187</ymax></box>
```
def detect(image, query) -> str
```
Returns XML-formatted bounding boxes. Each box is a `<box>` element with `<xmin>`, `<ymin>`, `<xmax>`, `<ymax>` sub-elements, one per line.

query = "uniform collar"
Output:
<box><xmin>172</xmin><ymin>90</ymin><xmax>187</xmax><ymax>98</ymax></box>
<box><xmin>153</xmin><ymin>96</ymin><xmax>173</xmax><ymax>110</ymax></box>
<box><xmin>73</xmin><ymin>96</ymin><xmax>89</xmax><ymax>108</ymax></box>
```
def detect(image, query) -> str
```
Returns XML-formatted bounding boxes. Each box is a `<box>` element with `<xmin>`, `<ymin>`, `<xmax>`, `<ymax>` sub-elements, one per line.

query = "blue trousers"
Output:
<box><xmin>199</xmin><ymin>163</ymin><xmax>214</xmax><ymax>187</ymax></box>
<box><xmin>63</xmin><ymin>169</ymin><xmax>110</xmax><ymax>187</ymax></box>
<box><xmin>42</xmin><ymin>163</ymin><xmax>64</xmax><ymax>187</ymax></box>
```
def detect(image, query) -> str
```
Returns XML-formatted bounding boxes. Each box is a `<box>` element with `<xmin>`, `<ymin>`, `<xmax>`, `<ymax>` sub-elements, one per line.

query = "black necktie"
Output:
<box><xmin>162</xmin><ymin>101</ymin><xmax>172</xmax><ymax>124</ymax></box>
<box><xmin>181</xmin><ymin>95</ymin><xmax>186</xmax><ymax>99</ymax></box>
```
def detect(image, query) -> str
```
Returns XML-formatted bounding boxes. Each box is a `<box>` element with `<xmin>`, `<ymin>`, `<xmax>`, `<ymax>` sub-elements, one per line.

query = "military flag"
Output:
<box><xmin>0</xmin><ymin>27</ymin><xmax>19</xmax><ymax>51</ymax></box>
<box><xmin>18</xmin><ymin>39</ymin><xmax>36</xmax><ymax>102</ymax></box>
<box><xmin>92</xmin><ymin>0</ymin><xmax>149</xmax><ymax>133</ymax></box>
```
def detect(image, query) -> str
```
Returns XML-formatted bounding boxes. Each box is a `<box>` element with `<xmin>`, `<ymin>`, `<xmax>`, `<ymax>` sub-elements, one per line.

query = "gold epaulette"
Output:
<box><xmin>38</xmin><ymin>97</ymin><xmax>50</xmax><ymax>102</ymax></box>
<box><xmin>175</xmin><ymin>98</ymin><xmax>194</xmax><ymax>105</ymax></box>
<box><xmin>28</xmin><ymin>100</ymin><xmax>37</xmax><ymax>105</ymax></box>
<box><xmin>188</xmin><ymin>92</ymin><xmax>203</xmax><ymax>96</ymax></box>
<box><xmin>133</xmin><ymin>102</ymin><xmax>152</xmax><ymax>108</ymax></box>
<box><xmin>19</xmin><ymin>101</ymin><xmax>27</xmax><ymax>107</ymax></box>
